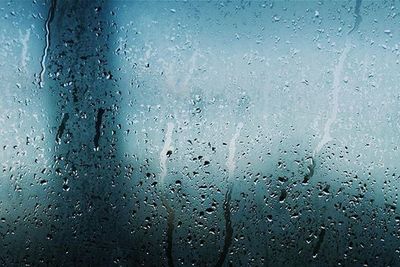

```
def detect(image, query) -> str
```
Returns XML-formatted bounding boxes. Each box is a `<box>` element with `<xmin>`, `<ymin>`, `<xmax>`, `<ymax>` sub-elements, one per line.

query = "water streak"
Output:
<box><xmin>302</xmin><ymin>157</ymin><xmax>315</xmax><ymax>184</ymax></box>
<box><xmin>56</xmin><ymin>113</ymin><xmax>69</xmax><ymax>144</ymax></box>
<box><xmin>216</xmin><ymin>122</ymin><xmax>243</xmax><ymax>267</ymax></box>
<box><xmin>39</xmin><ymin>0</ymin><xmax>57</xmax><ymax>88</ymax></box>
<box><xmin>313</xmin><ymin>44</ymin><xmax>351</xmax><ymax>157</ymax></box>
<box><xmin>94</xmin><ymin>108</ymin><xmax>105</xmax><ymax>150</ymax></box>
<box><xmin>311</xmin><ymin>0</ymin><xmax>362</xmax><ymax>182</ymax></box>
<box><xmin>348</xmin><ymin>0</ymin><xmax>362</xmax><ymax>34</ymax></box>
<box><xmin>226</xmin><ymin>122</ymin><xmax>243</xmax><ymax>179</ymax></box>
<box><xmin>162</xmin><ymin>197</ymin><xmax>175</xmax><ymax>267</ymax></box>
<box><xmin>19</xmin><ymin>29</ymin><xmax>30</xmax><ymax>72</ymax></box>
<box><xmin>159</xmin><ymin>122</ymin><xmax>174</xmax><ymax>186</ymax></box>
<box><xmin>312</xmin><ymin>227</ymin><xmax>326</xmax><ymax>258</ymax></box>
<box><xmin>215</xmin><ymin>186</ymin><xmax>233</xmax><ymax>267</ymax></box>
<box><xmin>159</xmin><ymin>122</ymin><xmax>175</xmax><ymax>267</ymax></box>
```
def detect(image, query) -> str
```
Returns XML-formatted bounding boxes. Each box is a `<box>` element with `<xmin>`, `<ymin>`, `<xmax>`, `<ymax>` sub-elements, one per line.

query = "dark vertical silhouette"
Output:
<box><xmin>42</xmin><ymin>0</ymin><xmax>137</xmax><ymax>265</ymax></box>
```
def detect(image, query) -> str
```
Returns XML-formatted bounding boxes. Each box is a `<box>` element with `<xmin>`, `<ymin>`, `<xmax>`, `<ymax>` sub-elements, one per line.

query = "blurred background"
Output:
<box><xmin>1</xmin><ymin>0</ymin><xmax>400</xmax><ymax>266</ymax></box>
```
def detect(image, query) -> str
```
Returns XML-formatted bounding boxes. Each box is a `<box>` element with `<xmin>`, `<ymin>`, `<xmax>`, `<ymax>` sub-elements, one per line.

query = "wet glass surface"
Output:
<box><xmin>1</xmin><ymin>0</ymin><xmax>400</xmax><ymax>266</ymax></box>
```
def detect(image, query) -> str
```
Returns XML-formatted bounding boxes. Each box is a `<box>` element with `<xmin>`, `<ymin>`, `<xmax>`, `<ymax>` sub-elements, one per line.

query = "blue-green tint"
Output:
<box><xmin>1</xmin><ymin>0</ymin><xmax>400</xmax><ymax>266</ymax></box>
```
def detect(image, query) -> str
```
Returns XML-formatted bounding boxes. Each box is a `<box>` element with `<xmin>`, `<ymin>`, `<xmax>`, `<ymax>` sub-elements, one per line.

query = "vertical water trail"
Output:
<box><xmin>55</xmin><ymin>113</ymin><xmax>69</xmax><ymax>144</ymax></box>
<box><xmin>312</xmin><ymin>227</ymin><xmax>326</xmax><ymax>258</ymax></box>
<box><xmin>227</xmin><ymin>122</ymin><xmax>244</xmax><ymax>179</ymax></box>
<box><xmin>162</xmin><ymin>196</ymin><xmax>175</xmax><ymax>267</ymax></box>
<box><xmin>39</xmin><ymin>0</ymin><xmax>57</xmax><ymax>88</ymax></box>
<box><xmin>19</xmin><ymin>29</ymin><xmax>30</xmax><ymax>72</ymax></box>
<box><xmin>312</xmin><ymin>0</ymin><xmax>362</xmax><ymax>159</ymax></box>
<box><xmin>94</xmin><ymin>108</ymin><xmax>105</xmax><ymax>150</ymax></box>
<box><xmin>348</xmin><ymin>0</ymin><xmax>362</xmax><ymax>35</ymax></box>
<box><xmin>160</xmin><ymin>122</ymin><xmax>174</xmax><ymax>186</ymax></box>
<box><xmin>159</xmin><ymin>122</ymin><xmax>175</xmax><ymax>267</ymax></box>
<box><xmin>215</xmin><ymin>122</ymin><xmax>243</xmax><ymax>267</ymax></box>
<box><xmin>307</xmin><ymin>43</ymin><xmax>350</xmax><ymax>183</ymax></box>
<box><xmin>302</xmin><ymin>156</ymin><xmax>315</xmax><ymax>184</ymax></box>
<box><xmin>305</xmin><ymin>2</ymin><xmax>362</xmax><ymax>259</ymax></box>
<box><xmin>313</xmin><ymin>43</ymin><xmax>351</xmax><ymax>157</ymax></box>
